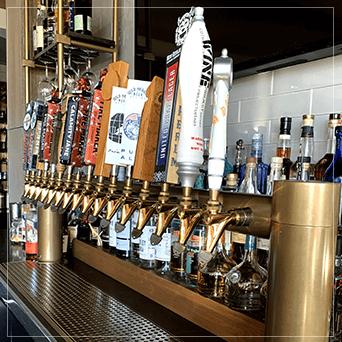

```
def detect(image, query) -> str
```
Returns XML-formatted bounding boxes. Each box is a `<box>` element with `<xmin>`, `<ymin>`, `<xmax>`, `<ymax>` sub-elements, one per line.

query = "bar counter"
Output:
<box><xmin>0</xmin><ymin>236</ymin><xmax>264</xmax><ymax>341</ymax></box>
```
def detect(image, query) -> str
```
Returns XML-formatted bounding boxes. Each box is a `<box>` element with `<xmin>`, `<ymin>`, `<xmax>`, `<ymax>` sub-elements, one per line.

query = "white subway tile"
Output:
<box><xmin>312</xmin><ymin>84</ymin><xmax>342</xmax><ymax>114</ymax></box>
<box><xmin>240</xmin><ymin>91</ymin><xmax>310</xmax><ymax>122</ymax></box>
<box><xmin>227</xmin><ymin>120</ymin><xmax>271</xmax><ymax>146</ymax></box>
<box><xmin>230</xmin><ymin>71</ymin><xmax>272</xmax><ymax>102</ymax></box>
<box><xmin>273</xmin><ymin>56</ymin><xmax>342</xmax><ymax>94</ymax></box>
<box><xmin>227</xmin><ymin>101</ymin><xmax>239</xmax><ymax>124</ymax></box>
<box><xmin>263</xmin><ymin>144</ymin><xmax>278</xmax><ymax>165</ymax></box>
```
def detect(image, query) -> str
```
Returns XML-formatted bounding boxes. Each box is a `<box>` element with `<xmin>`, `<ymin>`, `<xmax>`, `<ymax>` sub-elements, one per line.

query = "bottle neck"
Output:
<box><xmin>299</xmin><ymin>136</ymin><xmax>314</xmax><ymax>159</ymax></box>
<box><xmin>326</xmin><ymin>124</ymin><xmax>337</xmax><ymax>154</ymax></box>
<box><xmin>251</xmin><ymin>145</ymin><xmax>262</xmax><ymax>159</ymax></box>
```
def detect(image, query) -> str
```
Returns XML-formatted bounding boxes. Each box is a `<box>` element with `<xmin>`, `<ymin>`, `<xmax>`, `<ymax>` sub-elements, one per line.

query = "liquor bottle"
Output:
<box><xmin>323</xmin><ymin>126</ymin><xmax>342</xmax><ymax>183</ymax></box>
<box><xmin>276</xmin><ymin>117</ymin><xmax>292</xmax><ymax>179</ymax></box>
<box><xmin>315</xmin><ymin>114</ymin><xmax>342</xmax><ymax>180</ymax></box>
<box><xmin>108</xmin><ymin>212</ymin><xmax>117</xmax><ymax>253</ymax></box>
<box><xmin>266</xmin><ymin>157</ymin><xmax>284</xmax><ymax>196</ymax></box>
<box><xmin>139</xmin><ymin>216</ymin><xmax>156</xmax><ymax>269</ymax></box>
<box><xmin>36</xmin><ymin>1</ymin><xmax>45</xmax><ymax>53</ymax></box>
<box><xmin>77</xmin><ymin>219</ymin><xmax>91</xmax><ymax>242</ymax></box>
<box><xmin>194</xmin><ymin>138</ymin><xmax>209</xmax><ymax>189</ymax></box>
<box><xmin>197</xmin><ymin>237</ymin><xmax>236</xmax><ymax>302</ymax></box>
<box><xmin>25</xmin><ymin>205</ymin><xmax>38</xmax><ymax>261</ymax></box>
<box><xmin>74</xmin><ymin>0</ymin><xmax>92</xmax><ymax>36</ymax></box>
<box><xmin>233</xmin><ymin>139</ymin><xmax>244</xmax><ymax>185</ymax></box>
<box><xmin>69</xmin><ymin>0</ymin><xmax>75</xmax><ymax>32</ymax></box>
<box><xmin>42</xmin><ymin>0</ymin><xmax>49</xmax><ymax>48</ymax></box>
<box><xmin>62</xmin><ymin>225</ymin><xmax>68</xmax><ymax>258</ymax></box>
<box><xmin>101</xmin><ymin>224</ymin><xmax>109</xmax><ymax>249</ymax></box>
<box><xmin>154</xmin><ymin>226</ymin><xmax>172</xmax><ymax>275</ymax></box>
<box><xmin>223</xmin><ymin>146</ymin><xmax>233</xmax><ymax>177</ymax></box>
<box><xmin>116</xmin><ymin>209</ymin><xmax>131</xmax><ymax>258</ymax></box>
<box><xmin>33</xmin><ymin>25</ymin><xmax>37</xmax><ymax>53</ymax></box>
<box><xmin>170</xmin><ymin>218</ymin><xmax>187</xmax><ymax>282</ymax></box>
<box><xmin>240</xmin><ymin>134</ymin><xmax>268</xmax><ymax>194</ymax></box>
<box><xmin>185</xmin><ymin>224</ymin><xmax>206</xmax><ymax>287</ymax></box>
<box><xmin>239</xmin><ymin>157</ymin><xmax>260</xmax><ymax>194</ymax></box>
<box><xmin>289</xmin><ymin>115</ymin><xmax>315</xmax><ymax>180</ymax></box>
<box><xmin>225</xmin><ymin>235</ymin><xmax>267</xmax><ymax>312</ymax></box>
<box><xmin>222</xmin><ymin>173</ymin><xmax>239</xmax><ymax>192</ymax></box>
<box><xmin>67</xmin><ymin>215</ymin><xmax>78</xmax><ymax>250</ymax></box>
<box><xmin>130</xmin><ymin>211</ymin><xmax>140</xmax><ymax>263</ymax></box>
<box><xmin>296</xmin><ymin>156</ymin><xmax>311</xmax><ymax>181</ymax></box>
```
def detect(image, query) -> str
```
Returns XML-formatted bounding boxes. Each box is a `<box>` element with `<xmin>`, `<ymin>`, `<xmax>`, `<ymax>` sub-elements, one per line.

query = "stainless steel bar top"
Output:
<box><xmin>0</xmin><ymin>261</ymin><xmax>181</xmax><ymax>342</ymax></box>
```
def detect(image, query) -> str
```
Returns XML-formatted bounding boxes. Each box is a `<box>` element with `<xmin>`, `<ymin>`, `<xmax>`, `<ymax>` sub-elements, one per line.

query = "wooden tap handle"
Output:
<box><xmin>94</xmin><ymin>61</ymin><xmax>129</xmax><ymax>178</ymax></box>
<box><xmin>132</xmin><ymin>76</ymin><xmax>164</xmax><ymax>182</ymax></box>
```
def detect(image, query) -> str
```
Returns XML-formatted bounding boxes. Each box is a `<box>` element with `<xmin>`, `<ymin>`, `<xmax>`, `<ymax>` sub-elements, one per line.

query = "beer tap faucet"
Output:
<box><xmin>38</xmin><ymin>164</ymin><xmax>56</xmax><ymax>207</ymax></box>
<box><xmin>32</xmin><ymin>163</ymin><xmax>50</xmax><ymax>205</ymax></box>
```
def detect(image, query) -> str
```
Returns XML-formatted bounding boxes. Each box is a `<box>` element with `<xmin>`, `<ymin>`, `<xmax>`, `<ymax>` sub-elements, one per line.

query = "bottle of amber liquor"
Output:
<box><xmin>276</xmin><ymin>117</ymin><xmax>292</xmax><ymax>179</ymax></box>
<box><xmin>315</xmin><ymin>113</ymin><xmax>342</xmax><ymax>180</ymax></box>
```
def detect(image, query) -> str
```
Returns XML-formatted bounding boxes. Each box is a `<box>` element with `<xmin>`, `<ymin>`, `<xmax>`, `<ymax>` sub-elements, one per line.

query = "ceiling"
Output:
<box><xmin>143</xmin><ymin>1</ymin><xmax>342</xmax><ymax>76</ymax></box>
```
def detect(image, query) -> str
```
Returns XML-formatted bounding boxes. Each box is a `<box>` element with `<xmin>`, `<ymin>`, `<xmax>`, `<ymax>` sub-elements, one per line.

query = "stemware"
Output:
<box><xmin>38</xmin><ymin>57</ymin><xmax>55</xmax><ymax>101</ymax></box>
<box><xmin>80</xmin><ymin>50</ymin><xmax>98</xmax><ymax>92</ymax></box>
<box><xmin>64</xmin><ymin>46</ymin><xmax>79</xmax><ymax>93</ymax></box>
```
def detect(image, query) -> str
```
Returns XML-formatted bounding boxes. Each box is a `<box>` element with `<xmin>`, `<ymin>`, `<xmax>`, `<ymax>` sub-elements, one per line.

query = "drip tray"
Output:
<box><xmin>0</xmin><ymin>261</ymin><xmax>180</xmax><ymax>342</ymax></box>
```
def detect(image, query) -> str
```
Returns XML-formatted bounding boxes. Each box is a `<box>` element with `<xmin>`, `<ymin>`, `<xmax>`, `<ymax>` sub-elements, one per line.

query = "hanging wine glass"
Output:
<box><xmin>49</xmin><ymin>55</ymin><xmax>73</xmax><ymax>96</ymax></box>
<box><xmin>38</xmin><ymin>57</ymin><xmax>54</xmax><ymax>102</ymax></box>
<box><xmin>64</xmin><ymin>46</ymin><xmax>79</xmax><ymax>93</ymax></box>
<box><xmin>80</xmin><ymin>50</ymin><xmax>98</xmax><ymax>92</ymax></box>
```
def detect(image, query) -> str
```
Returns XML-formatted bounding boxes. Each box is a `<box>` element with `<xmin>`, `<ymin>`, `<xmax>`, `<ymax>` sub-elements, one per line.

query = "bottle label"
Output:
<box><xmin>232</xmin><ymin>232</ymin><xmax>246</xmax><ymax>244</ymax></box>
<box><xmin>109</xmin><ymin>214</ymin><xmax>117</xmax><ymax>247</ymax></box>
<box><xmin>33</xmin><ymin>30</ymin><xmax>37</xmax><ymax>51</ymax></box>
<box><xmin>62</xmin><ymin>234</ymin><xmax>68</xmax><ymax>253</ymax></box>
<box><xmin>245</xmin><ymin>235</ymin><xmax>257</xmax><ymax>251</ymax></box>
<box><xmin>139</xmin><ymin>226</ymin><xmax>155</xmax><ymax>260</ymax></box>
<box><xmin>87</xmin><ymin>16</ymin><xmax>92</xmax><ymax>32</ymax></box>
<box><xmin>26</xmin><ymin>218</ymin><xmax>38</xmax><ymax>254</ymax></box>
<box><xmin>257</xmin><ymin>237</ymin><xmax>270</xmax><ymax>251</ymax></box>
<box><xmin>155</xmin><ymin>232</ymin><xmax>171</xmax><ymax>261</ymax></box>
<box><xmin>116</xmin><ymin>222</ymin><xmax>131</xmax><ymax>239</ymax></box>
<box><xmin>36</xmin><ymin>26</ymin><xmax>44</xmax><ymax>48</ymax></box>
<box><xmin>116</xmin><ymin>238</ymin><xmax>130</xmax><ymax>251</ymax></box>
<box><xmin>68</xmin><ymin>225</ymin><xmax>77</xmax><ymax>244</ymax></box>
<box><xmin>75</xmin><ymin>14</ymin><xmax>83</xmax><ymax>31</ymax></box>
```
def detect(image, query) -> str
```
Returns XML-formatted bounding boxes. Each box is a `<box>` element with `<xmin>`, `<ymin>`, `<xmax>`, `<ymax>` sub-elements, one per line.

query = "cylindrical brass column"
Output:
<box><xmin>265</xmin><ymin>181</ymin><xmax>340</xmax><ymax>341</ymax></box>
<box><xmin>38</xmin><ymin>206</ymin><xmax>63</xmax><ymax>262</ymax></box>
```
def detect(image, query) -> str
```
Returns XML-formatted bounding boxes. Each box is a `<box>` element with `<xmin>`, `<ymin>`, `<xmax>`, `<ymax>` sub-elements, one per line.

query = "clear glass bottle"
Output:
<box><xmin>239</xmin><ymin>157</ymin><xmax>260</xmax><ymax>194</ymax></box>
<box><xmin>197</xmin><ymin>237</ymin><xmax>236</xmax><ymax>302</ymax></box>
<box><xmin>315</xmin><ymin>113</ymin><xmax>342</xmax><ymax>180</ymax></box>
<box><xmin>25</xmin><ymin>205</ymin><xmax>38</xmax><ymax>261</ymax></box>
<box><xmin>289</xmin><ymin>115</ymin><xmax>315</xmax><ymax>180</ymax></box>
<box><xmin>139</xmin><ymin>216</ymin><xmax>156</xmax><ymax>269</ymax></box>
<box><xmin>194</xmin><ymin>137</ymin><xmax>209</xmax><ymax>189</ymax></box>
<box><xmin>276</xmin><ymin>117</ymin><xmax>292</xmax><ymax>180</ymax></box>
<box><xmin>116</xmin><ymin>209</ymin><xmax>131</xmax><ymax>258</ymax></box>
<box><xmin>266</xmin><ymin>157</ymin><xmax>284</xmax><ymax>196</ymax></box>
<box><xmin>222</xmin><ymin>173</ymin><xmax>239</xmax><ymax>192</ymax></box>
<box><xmin>185</xmin><ymin>224</ymin><xmax>206</xmax><ymax>287</ymax></box>
<box><xmin>297</xmin><ymin>156</ymin><xmax>311</xmax><ymax>181</ymax></box>
<box><xmin>225</xmin><ymin>235</ymin><xmax>267</xmax><ymax>312</ymax></box>
<box><xmin>170</xmin><ymin>218</ymin><xmax>187</xmax><ymax>282</ymax></box>
<box><xmin>130</xmin><ymin>210</ymin><xmax>140</xmax><ymax>263</ymax></box>
<box><xmin>233</xmin><ymin>139</ymin><xmax>245</xmax><ymax>185</ymax></box>
<box><xmin>240</xmin><ymin>134</ymin><xmax>268</xmax><ymax>194</ymax></box>
<box><xmin>155</xmin><ymin>225</ymin><xmax>172</xmax><ymax>275</ymax></box>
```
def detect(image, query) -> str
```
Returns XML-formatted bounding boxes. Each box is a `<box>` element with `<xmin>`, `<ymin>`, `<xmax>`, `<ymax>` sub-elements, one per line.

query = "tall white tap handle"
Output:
<box><xmin>208</xmin><ymin>49</ymin><xmax>233</xmax><ymax>190</ymax></box>
<box><xmin>177</xmin><ymin>7</ymin><xmax>213</xmax><ymax>188</ymax></box>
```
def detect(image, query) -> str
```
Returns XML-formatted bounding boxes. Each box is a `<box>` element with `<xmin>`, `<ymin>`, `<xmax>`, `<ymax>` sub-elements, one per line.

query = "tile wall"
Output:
<box><xmin>88</xmin><ymin>0</ymin><xmax>135</xmax><ymax>79</ymax></box>
<box><xmin>202</xmin><ymin>55</ymin><xmax>342</xmax><ymax>167</ymax></box>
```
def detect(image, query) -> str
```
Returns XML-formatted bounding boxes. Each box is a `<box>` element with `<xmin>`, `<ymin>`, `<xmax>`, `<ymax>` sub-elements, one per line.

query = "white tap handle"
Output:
<box><xmin>177</xmin><ymin>7</ymin><xmax>213</xmax><ymax>188</ymax></box>
<box><xmin>208</xmin><ymin>49</ymin><xmax>233</xmax><ymax>190</ymax></box>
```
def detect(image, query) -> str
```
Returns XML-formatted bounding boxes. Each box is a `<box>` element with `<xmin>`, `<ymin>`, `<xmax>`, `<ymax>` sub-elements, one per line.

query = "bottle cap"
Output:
<box><xmin>297</xmin><ymin>156</ymin><xmax>311</xmax><ymax>163</ymax></box>
<box><xmin>246</xmin><ymin>157</ymin><xmax>256</xmax><ymax>163</ymax></box>
<box><xmin>302</xmin><ymin>114</ymin><xmax>315</xmax><ymax>127</ymax></box>
<box><xmin>252</xmin><ymin>133</ymin><xmax>263</xmax><ymax>142</ymax></box>
<box><xmin>226</xmin><ymin>173</ymin><xmax>238</xmax><ymax>180</ymax></box>
<box><xmin>271</xmin><ymin>157</ymin><xmax>283</xmax><ymax>164</ymax></box>
<box><xmin>194</xmin><ymin>7</ymin><xmax>204</xmax><ymax>18</ymax></box>
<box><xmin>329</xmin><ymin>113</ymin><xmax>341</xmax><ymax>120</ymax></box>
<box><xmin>280</xmin><ymin>117</ymin><xmax>292</xmax><ymax>135</ymax></box>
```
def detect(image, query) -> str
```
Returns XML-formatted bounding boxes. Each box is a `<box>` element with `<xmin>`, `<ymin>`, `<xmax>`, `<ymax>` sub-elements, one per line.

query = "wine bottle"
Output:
<box><xmin>74</xmin><ymin>0</ymin><xmax>92</xmax><ymax>35</ymax></box>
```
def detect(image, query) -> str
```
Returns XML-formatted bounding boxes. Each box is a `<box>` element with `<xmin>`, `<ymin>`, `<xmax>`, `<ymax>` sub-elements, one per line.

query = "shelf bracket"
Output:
<box><xmin>55</xmin><ymin>34</ymin><xmax>71</xmax><ymax>46</ymax></box>
<box><xmin>22</xmin><ymin>59</ymin><xmax>35</xmax><ymax>68</ymax></box>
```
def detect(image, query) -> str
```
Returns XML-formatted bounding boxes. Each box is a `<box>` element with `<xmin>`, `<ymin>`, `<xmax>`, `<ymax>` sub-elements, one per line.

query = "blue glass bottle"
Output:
<box><xmin>323</xmin><ymin>126</ymin><xmax>342</xmax><ymax>183</ymax></box>
<box><xmin>239</xmin><ymin>133</ymin><xmax>268</xmax><ymax>194</ymax></box>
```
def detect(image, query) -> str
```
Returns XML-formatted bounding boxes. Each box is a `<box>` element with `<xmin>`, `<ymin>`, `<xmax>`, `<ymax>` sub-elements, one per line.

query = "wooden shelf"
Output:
<box><xmin>73</xmin><ymin>239</ymin><xmax>265</xmax><ymax>342</ymax></box>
